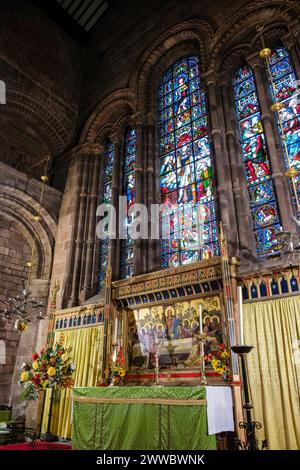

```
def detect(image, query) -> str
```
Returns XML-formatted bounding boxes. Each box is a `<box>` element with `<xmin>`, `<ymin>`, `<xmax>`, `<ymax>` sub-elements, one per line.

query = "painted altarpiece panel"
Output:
<box><xmin>125</xmin><ymin>295</ymin><xmax>227</xmax><ymax>383</ymax></box>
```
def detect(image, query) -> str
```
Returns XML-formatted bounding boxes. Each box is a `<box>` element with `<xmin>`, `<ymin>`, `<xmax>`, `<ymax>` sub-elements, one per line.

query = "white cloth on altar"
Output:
<box><xmin>206</xmin><ymin>386</ymin><xmax>235</xmax><ymax>435</ymax></box>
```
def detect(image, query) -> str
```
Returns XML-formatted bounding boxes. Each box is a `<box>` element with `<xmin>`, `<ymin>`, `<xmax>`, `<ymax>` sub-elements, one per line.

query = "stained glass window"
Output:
<box><xmin>98</xmin><ymin>141</ymin><xmax>114</xmax><ymax>290</ymax></box>
<box><xmin>159</xmin><ymin>55</ymin><xmax>219</xmax><ymax>269</ymax></box>
<box><xmin>233</xmin><ymin>65</ymin><xmax>282</xmax><ymax>256</ymax></box>
<box><xmin>267</xmin><ymin>46</ymin><xmax>300</xmax><ymax>205</ymax></box>
<box><xmin>120</xmin><ymin>129</ymin><xmax>136</xmax><ymax>278</ymax></box>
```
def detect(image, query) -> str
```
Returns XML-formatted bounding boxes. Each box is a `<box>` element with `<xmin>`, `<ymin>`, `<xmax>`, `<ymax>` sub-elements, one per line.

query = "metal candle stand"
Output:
<box><xmin>200</xmin><ymin>337</ymin><xmax>207</xmax><ymax>385</ymax></box>
<box><xmin>231</xmin><ymin>345</ymin><xmax>267</xmax><ymax>450</ymax></box>
<box><xmin>154</xmin><ymin>338</ymin><xmax>163</xmax><ymax>386</ymax></box>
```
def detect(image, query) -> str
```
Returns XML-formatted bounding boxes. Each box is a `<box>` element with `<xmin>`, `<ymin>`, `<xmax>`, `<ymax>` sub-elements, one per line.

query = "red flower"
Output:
<box><xmin>219</xmin><ymin>343</ymin><xmax>225</xmax><ymax>350</ymax></box>
<box><xmin>32</xmin><ymin>376</ymin><xmax>40</xmax><ymax>386</ymax></box>
<box><xmin>32</xmin><ymin>353</ymin><xmax>39</xmax><ymax>360</ymax></box>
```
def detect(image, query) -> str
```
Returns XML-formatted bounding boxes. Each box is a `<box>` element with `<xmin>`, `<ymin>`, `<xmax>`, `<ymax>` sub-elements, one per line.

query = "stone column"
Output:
<box><xmin>204</xmin><ymin>72</ymin><xmax>239</xmax><ymax>255</ymax></box>
<box><xmin>132</xmin><ymin>115</ymin><xmax>145</xmax><ymax>276</ymax></box>
<box><xmin>282</xmin><ymin>33</ymin><xmax>300</xmax><ymax>79</ymax></box>
<box><xmin>80</xmin><ymin>144</ymin><xmax>104</xmax><ymax>302</ymax></box>
<box><xmin>289</xmin><ymin>20</ymin><xmax>300</xmax><ymax>62</ymax></box>
<box><xmin>110</xmin><ymin>134</ymin><xmax>122</xmax><ymax>280</ymax></box>
<box><xmin>220</xmin><ymin>76</ymin><xmax>256</xmax><ymax>258</ymax></box>
<box><xmin>146</xmin><ymin>112</ymin><xmax>160</xmax><ymax>272</ymax></box>
<box><xmin>247</xmin><ymin>53</ymin><xmax>296</xmax><ymax>234</ymax></box>
<box><xmin>68</xmin><ymin>149</ymin><xmax>90</xmax><ymax>307</ymax></box>
<box><xmin>91</xmin><ymin>144</ymin><xmax>106</xmax><ymax>295</ymax></box>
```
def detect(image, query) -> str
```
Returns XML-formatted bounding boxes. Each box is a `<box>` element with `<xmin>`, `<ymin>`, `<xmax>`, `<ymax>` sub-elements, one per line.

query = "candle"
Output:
<box><xmin>199</xmin><ymin>304</ymin><xmax>203</xmax><ymax>334</ymax></box>
<box><xmin>113</xmin><ymin>316</ymin><xmax>118</xmax><ymax>344</ymax></box>
<box><xmin>237</xmin><ymin>286</ymin><xmax>244</xmax><ymax>345</ymax></box>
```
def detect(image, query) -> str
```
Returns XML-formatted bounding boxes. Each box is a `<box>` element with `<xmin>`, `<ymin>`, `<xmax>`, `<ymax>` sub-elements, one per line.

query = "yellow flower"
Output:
<box><xmin>21</xmin><ymin>372</ymin><xmax>29</xmax><ymax>382</ymax></box>
<box><xmin>47</xmin><ymin>367</ymin><xmax>56</xmax><ymax>377</ymax></box>
<box><xmin>32</xmin><ymin>361</ymin><xmax>39</xmax><ymax>370</ymax></box>
<box><xmin>217</xmin><ymin>367</ymin><xmax>223</xmax><ymax>374</ymax></box>
<box><xmin>119</xmin><ymin>369</ymin><xmax>125</xmax><ymax>377</ymax></box>
<box><xmin>61</xmin><ymin>354</ymin><xmax>68</xmax><ymax>362</ymax></box>
<box><xmin>211</xmin><ymin>359</ymin><xmax>216</xmax><ymax>367</ymax></box>
<box><xmin>215</xmin><ymin>360</ymin><xmax>220</xmax><ymax>366</ymax></box>
<box><xmin>221</xmin><ymin>352</ymin><xmax>228</xmax><ymax>358</ymax></box>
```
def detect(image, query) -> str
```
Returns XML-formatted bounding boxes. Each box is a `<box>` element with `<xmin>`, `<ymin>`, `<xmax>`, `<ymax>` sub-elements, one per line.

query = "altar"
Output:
<box><xmin>72</xmin><ymin>386</ymin><xmax>234</xmax><ymax>450</ymax></box>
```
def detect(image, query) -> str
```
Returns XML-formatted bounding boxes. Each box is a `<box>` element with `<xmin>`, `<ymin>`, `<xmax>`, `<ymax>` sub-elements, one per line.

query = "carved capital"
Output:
<box><xmin>282</xmin><ymin>33</ymin><xmax>296</xmax><ymax>51</ymax></box>
<box><xmin>202</xmin><ymin>70</ymin><xmax>218</xmax><ymax>86</ymax></box>
<box><xmin>130</xmin><ymin>112</ymin><xmax>144</xmax><ymax>128</ymax></box>
<box><xmin>109</xmin><ymin>133</ymin><xmax>120</xmax><ymax>145</ymax></box>
<box><xmin>73</xmin><ymin>141</ymin><xmax>105</xmax><ymax>157</ymax></box>
<box><xmin>245</xmin><ymin>51</ymin><xmax>262</xmax><ymax>69</ymax></box>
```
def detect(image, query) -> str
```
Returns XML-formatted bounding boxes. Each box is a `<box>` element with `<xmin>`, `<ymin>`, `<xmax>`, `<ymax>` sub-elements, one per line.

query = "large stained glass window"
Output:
<box><xmin>159</xmin><ymin>55</ymin><xmax>219</xmax><ymax>269</ymax></box>
<box><xmin>120</xmin><ymin>129</ymin><xmax>136</xmax><ymax>278</ymax></box>
<box><xmin>98</xmin><ymin>141</ymin><xmax>114</xmax><ymax>290</ymax></box>
<box><xmin>233</xmin><ymin>65</ymin><xmax>281</xmax><ymax>256</ymax></box>
<box><xmin>267</xmin><ymin>46</ymin><xmax>300</xmax><ymax>204</ymax></box>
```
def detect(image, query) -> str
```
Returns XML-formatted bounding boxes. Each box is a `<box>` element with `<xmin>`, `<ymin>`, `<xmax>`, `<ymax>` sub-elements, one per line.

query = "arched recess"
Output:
<box><xmin>0</xmin><ymin>184</ymin><xmax>57</xmax><ymax>282</ymax></box>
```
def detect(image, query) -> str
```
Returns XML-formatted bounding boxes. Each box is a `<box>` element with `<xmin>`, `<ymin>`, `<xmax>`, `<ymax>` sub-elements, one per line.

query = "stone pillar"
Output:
<box><xmin>282</xmin><ymin>33</ymin><xmax>300</xmax><ymax>79</ymax></box>
<box><xmin>91</xmin><ymin>144</ymin><xmax>106</xmax><ymax>295</ymax></box>
<box><xmin>80</xmin><ymin>144</ymin><xmax>104</xmax><ymax>302</ymax></box>
<box><xmin>289</xmin><ymin>21</ymin><xmax>300</xmax><ymax>62</ymax></box>
<box><xmin>110</xmin><ymin>134</ymin><xmax>122</xmax><ymax>280</ymax></box>
<box><xmin>205</xmin><ymin>72</ymin><xmax>239</xmax><ymax>255</ymax></box>
<box><xmin>220</xmin><ymin>77</ymin><xmax>256</xmax><ymax>258</ymax></box>
<box><xmin>247</xmin><ymin>54</ymin><xmax>296</xmax><ymax>234</ymax></box>
<box><xmin>132</xmin><ymin>115</ymin><xmax>145</xmax><ymax>276</ymax></box>
<box><xmin>68</xmin><ymin>149</ymin><xmax>90</xmax><ymax>307</ymax></box>
<box><xmin>49</xmin><ymin>148</ymin><xmax>83</xmax><ymax>309</ymax></box>
<box><xmin>146</xmin><ymin>113</ymin><xmax>160</xmax><ymax>272</ymax></box>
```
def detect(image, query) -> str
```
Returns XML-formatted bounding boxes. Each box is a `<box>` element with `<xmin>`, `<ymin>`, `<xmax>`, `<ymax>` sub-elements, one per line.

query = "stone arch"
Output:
<box><xmin>80</xmin><ymin>90</ymin><xmax>135</xmax><ymax>144</ymax></box>
<box><xmin>0</xmin><ymin>183</ymin><xmax>57</xmax><ymax>282</ymax></box>
<box><xmin>80</xmin><ymin>19</ymin><xmax>215</xmax><ymax>144</ymax></box>
<box><xmin>130</xmin><ymin>19</ymin><xmax>215</xmax><ymax>116</ymax></box>
<box><xmin>207</xmin><ymin>0</ymin><xmax>300</xmax><ymax>74</ymax></box>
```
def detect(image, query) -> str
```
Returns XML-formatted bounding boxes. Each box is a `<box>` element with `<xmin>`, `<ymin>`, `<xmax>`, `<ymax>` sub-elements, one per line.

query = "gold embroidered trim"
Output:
<box><xmin>73</xmin><ymin>395</ymin><xmax>207</xmax><ymax>406</ymax></box>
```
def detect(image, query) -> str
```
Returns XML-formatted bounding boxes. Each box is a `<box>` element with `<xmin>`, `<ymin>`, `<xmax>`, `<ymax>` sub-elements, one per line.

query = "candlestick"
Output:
<box><xmin>113</xmin><ymin>316</ymin><xmax>118</xmax><ymax>344</ymax></box>
<box><xmin>199</xmin><ymin>304</ymin><xmax>203</xmax><ymax>334</ymax></box>
<box><xmin>237</xmin><ymin>286</ymin><xmax>244</xmax><ymax>345</ymax></box>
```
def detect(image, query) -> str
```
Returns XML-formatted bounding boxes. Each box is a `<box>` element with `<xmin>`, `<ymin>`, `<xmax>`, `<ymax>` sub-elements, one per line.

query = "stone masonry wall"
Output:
<box><xmin>0</xmin><ymin>219</ymin><xmax>31</xmax><ymax>404</ymax></box>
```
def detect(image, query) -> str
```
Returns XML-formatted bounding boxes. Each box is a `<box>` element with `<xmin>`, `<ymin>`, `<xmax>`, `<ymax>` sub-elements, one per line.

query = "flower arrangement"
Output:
<box><xmin>204</xmin><ymin>343</ymin><xmax>231</xmax><ymax>382</ymax></box>
<box><xmin>19</xmin><ymin>335</ymin><xmax>75</xmax><ymax>400</ymax></box>
<box><xmin>104</xmin><ymin>347</ymin><xmax>126</xmax><ymax>385</ymax></box>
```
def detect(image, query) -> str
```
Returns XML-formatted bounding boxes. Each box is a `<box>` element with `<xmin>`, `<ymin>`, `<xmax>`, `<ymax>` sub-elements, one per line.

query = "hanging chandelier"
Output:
<box><xmin>0</xmin><ymin>157</ymin><xmax>50</xmax><ymax>332</ymax></box>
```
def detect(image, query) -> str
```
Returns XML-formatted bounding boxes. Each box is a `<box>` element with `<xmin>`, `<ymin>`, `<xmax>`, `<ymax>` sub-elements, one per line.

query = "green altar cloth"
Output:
<box><xmin>72</xmin><ymin>386</ymin><xmax>217</xmax><ymax>450</ymax></box>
